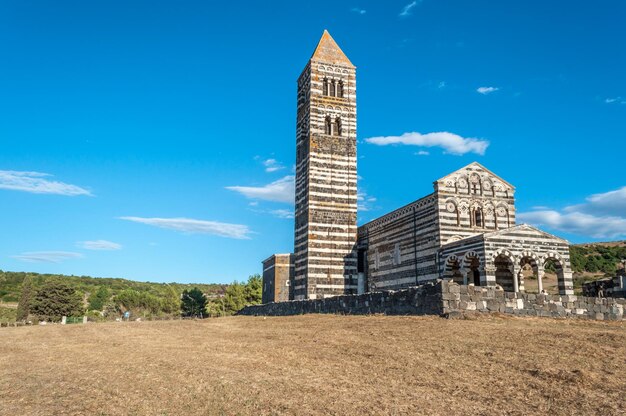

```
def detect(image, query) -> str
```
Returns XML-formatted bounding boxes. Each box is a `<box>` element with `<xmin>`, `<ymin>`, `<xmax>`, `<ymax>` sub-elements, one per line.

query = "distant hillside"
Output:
<box><xmin>570</xmin><ymin>241</ymin><xmax>626</xmax><ymax>276</ymax></box>
<box><xmin>0</xmin><ymin>270</ymin><xmax>227</xmax><ymax>303</ymax></box>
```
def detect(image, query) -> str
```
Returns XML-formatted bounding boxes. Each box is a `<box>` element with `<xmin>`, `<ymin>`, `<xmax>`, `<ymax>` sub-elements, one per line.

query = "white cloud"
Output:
<box><xmin>365</xmin><ymin>131</ymin><xmax>489</xmax><ymax>156</ymax></box>
<box><xmin>416</xmin><ymin>150</ymin><xmax>430</xmax><ymax>156</ymax></box>
<box><xmin>270</xmin><ymin>209</ymin><xmax>294</xmax><ymax>219</ymax></box>
<box><xmin>438</xmin><ymin>81</ymin><xmax>447</xmax><ymax>89</ymax></box>
<box><xmin>226</xmin><ymin>175</ymin><xmax>294</xmax><ymax>203</ymax></box>
<box><xmin>518</xmin><ymin>210</ymin><xmax>626</xmax><ymax>239</ymax></box>
<box><xmin>262</xmin><ymin>158</ymin><xmax>285</xmax><ymax>173</ymax></box>
<box><xmin>565</xmin><ymin>186</ymin><xmax>626</xmax><ymax>217</ymax></box>
<box><xmin>399</xmin><ymin>1</ymin><xmax>420</xmax><ymax>17</ymax></box>
<box><xmin>518</xmin><ymin>185</ymin><xmax>626</xmax><ymax>239</ymax></box>
<box><xmin>477</xmin><ymin>87</ymin><xmax>499</xmax><ymax>95</ymax></box>
<box><xmin>357</xmin><ymin>190</ymin><xmax>378</xmax><ymax>212</ymax></box>
<box><xmin>12</xmin><ymin>251</ymin><xmax>83</xmax><ymax>263</ymax></box>
<box><xmin>119</xmin><ymin>217</ymin><xmax>252</xmax><ymax>240</ymax></box>
<box><xmin>0</xmin><ymin>170</ymin><xmax>92</xmax><ymax>196</ymax></box>
<box><xmin>351</xmin><ymin>7</ymin><xmax>366</xmax><ymax>14</ymax></box>
<box><xmin>77</xmin><ymin>240</ymin><xmax>122</xmax><ymax>251</ymax></box>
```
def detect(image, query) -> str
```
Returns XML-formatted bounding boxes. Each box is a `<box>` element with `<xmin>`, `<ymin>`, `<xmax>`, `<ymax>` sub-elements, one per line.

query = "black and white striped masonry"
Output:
<box><xmin>260</xmin><ymin>33</ymin><xmax>574</xmax><ymax>302</ymax></box>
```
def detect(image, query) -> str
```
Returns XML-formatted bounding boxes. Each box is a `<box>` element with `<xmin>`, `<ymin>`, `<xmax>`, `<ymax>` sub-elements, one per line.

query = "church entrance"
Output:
<box><xmin>494</xmin><ymin>254</ymin><xmax>515</xmax><ymax>291</ymax></box>
<box><xmin>464</xmin><ymin>255</ymin><xmax>481</xmax><ymax>286</ymax></box>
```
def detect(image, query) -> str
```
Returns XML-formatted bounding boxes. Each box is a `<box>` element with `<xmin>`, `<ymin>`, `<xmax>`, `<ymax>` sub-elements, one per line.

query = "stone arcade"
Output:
<box><xmin>261</xmin><ymin>31</ymin><xmax>573</xmax><ymax>303</ymax></box>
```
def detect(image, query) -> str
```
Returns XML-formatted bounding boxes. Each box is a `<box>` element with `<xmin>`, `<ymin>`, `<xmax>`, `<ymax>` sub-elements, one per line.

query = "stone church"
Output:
<box><xmin>261</xmin><ymin>31</ymin><xmax>573</xmax><ymax>303</ymax></box>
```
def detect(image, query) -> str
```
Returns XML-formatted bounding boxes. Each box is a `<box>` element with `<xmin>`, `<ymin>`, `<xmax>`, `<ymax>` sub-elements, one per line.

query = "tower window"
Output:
<box><xmin>322</xmin><ymin>78</ymin><xmax>329</xmax><ymax>96</ymax></box>
<box><xmin>335</xmin><ymin>117</ymin><xmax>342</xmax><ymax>136</ymax></box>
<box><xmin>329</xmin><ymin>80</ymin><xmax>336</xmax><ymax>97</ymax></box>
<box><xmin>338</xmin><ymin>81</ymin><xmax>344</xmax><ymax>98</ymax></box>
<box><xmin>325</xmin><ymin>116</ymin><xmax>332</xmax><ymax>135</ymax></box>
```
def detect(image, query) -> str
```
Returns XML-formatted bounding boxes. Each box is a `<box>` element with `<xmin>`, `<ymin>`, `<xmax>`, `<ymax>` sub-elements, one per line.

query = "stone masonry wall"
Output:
<box><xmin>240</xmin><ymin>279</ymin><xmax>625</xmax><ymax>321</ymax></box>
<box><xmin>441</xmin><ymin>281</ymin><xmax>625</xmax><ymax>321</ymax></box>
<box><xmin>239</xmin><ymin>281</ymin><xmax>444</xmax><ymax>316</ymax></box>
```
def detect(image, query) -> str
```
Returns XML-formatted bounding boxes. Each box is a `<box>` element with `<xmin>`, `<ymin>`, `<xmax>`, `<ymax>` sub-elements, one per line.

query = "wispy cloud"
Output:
<box><xmin>518</xmin><ymin>185</ymin><xmax>626</xmax><ymax>239</ymax></box>
<box><xmin>357</xmin><ymin>189</ymin><xmax>378</xmax><ymax>212</ymax></box>
<box><xmin>416</xmin><ymin>150</ymin><xmax>430</xmax><ymax>156</ymax></box>
<box><xmin>351</xmin><ymin>7</ymin><xmax>366</xmax><ymax>14</ymax></box>
<box><xmin>77</xmin><ymin>240</ymin><xmax>122</xmax><ymax>251</ymax></box>
<box><xmin>0</xmin><ymin>171</ymin><xmax>92</xmax><ymax>196</ymax></box>
<box><xmin>605</xmin><ymin>97</ymin><xmax>626</xmax><ymax>104</ymax></box>
<box><xmin>399</xmin><ymin>1</ymin><xmax>421</xmax><ymax>17</ymax></box>
<box><xmin>477</xmin><ymin>86</ymin><xmax>499</xmax><ymax>95</ymax></box>
<box><xmin>365</xmin><ymin>131</ymin><xmax>489</xmax><ymax>156</ymax></box>
<box><xmin>270</xmin><ymin>209</ymin><xmax>294</xmax><ymax>219</ymax></box>
<box><xmin>437</xmin><ymin>81</ymin><xmax>447</xmax><ymax>89</ymax></box>
<box><xmin>226</xmin><ymin>175</ymin><xmax>294</xmax><ymax>203</ymax></box>
<box><xmin>262</xmin><ymin>158</ymin><xmax>285</xmax><ymax>173</ymax></box>
<box><xmin>12</xmin><ymin>251</ymin><xmax>83</xmax><ymax>263</ymax></box>
<box><xmin>119</xmin><ymin>217</ymin><xmax>252</xmax><ymax>239</ymax></box>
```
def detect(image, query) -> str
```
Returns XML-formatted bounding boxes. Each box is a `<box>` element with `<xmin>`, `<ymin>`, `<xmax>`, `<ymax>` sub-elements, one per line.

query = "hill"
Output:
<box><xmin>570</xmin><ymin>241</ymin><xmax>626</xmax><ymax>279</ymax></box>
<box><xmin>0</xmin><ymin>270</ymin><xmax>226</xmax><ymax>304</ymax></box>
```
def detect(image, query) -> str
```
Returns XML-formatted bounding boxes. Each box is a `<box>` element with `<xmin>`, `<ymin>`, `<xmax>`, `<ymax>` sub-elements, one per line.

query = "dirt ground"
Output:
<box><xmin>1</xmin><ymin>315</ymin><xmax>624</xmax><ymax>416</ymax></box>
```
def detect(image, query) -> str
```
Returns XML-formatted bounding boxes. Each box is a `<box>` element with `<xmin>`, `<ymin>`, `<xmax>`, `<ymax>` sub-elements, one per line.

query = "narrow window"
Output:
<box><xmin>330</xmin><ymin>80</ymin><xmax>336</xmax><ymax>97</ymax></box>
<box><xmin>323</xmin><ymin>78</ymin><xmax>329</xmax><ymax>96</ymax></box>
<box><xmin>335</xmin><ymin>117</ymin><xmax>342</xmax><ymax>136</ymax></box>
<box><xmin>475</xmin><ymin>209</ymin><xmax>483</xmax><ymax>227</ymax></box>
<box><xmin>325</xmin><ymin>116</ymin><xmax>331</xmax><ymax>135</ymax></box>
<box><xmin>338</xmin><ymin>81</ymin><xmax>344</xmax><ymax>98</ymax></box>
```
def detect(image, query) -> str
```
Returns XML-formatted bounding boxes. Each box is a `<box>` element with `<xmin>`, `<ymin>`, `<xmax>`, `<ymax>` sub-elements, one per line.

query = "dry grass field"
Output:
<box><xmin>1</xmin><ymin>315</ymin><xmax>625</xmax><ymax>416</ymax></box>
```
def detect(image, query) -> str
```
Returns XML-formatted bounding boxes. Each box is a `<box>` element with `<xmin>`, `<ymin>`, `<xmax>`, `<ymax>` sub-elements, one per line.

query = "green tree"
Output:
<box><xmin>161</xmin><ymin>285</ymin><xmax>181</xmax><ymax>315</ymax></box>
<box><xmin>181</xmin><ymin>288</ymin><xmax>207</xmax><ymax>317</ymax></box>
<box><xmin>88</xmin><ymin>286</ymin><xmax>110</xmax><ymax>311</ymax></box>
<box><xmin>244</xmin><ymin>274</ymin><xmax>262</xmax><ymax>304</ymax></box>
<box><xmin>16</xmin><ymin>275</ymin><xmax>34</xmax><ymax>321</ymax></box>
<box><xmin>31</xmin><ymin>280</ymin><xmax>83</xmax><ymax>322</ymax></box>
<box><xmin>115</xmin><ymin>290</ymin><xmax>161</xmax><ymax>315</ymax></box>
<box><xmin>222</xmin><ymin>281</ymin><xmax>247</xmax><ymax>315</ymax></box>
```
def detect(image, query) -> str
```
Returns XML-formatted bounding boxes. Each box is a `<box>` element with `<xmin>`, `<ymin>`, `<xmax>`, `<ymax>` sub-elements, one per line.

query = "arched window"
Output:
<box><xmin>474</xmin><ymin>208</ymin><xmax>483</xmax><ymax>227</ymax></box>
<box><xmin>322</xmin><ymin>78</ymin><xmax>329</xmax><ymax>96</ymax></box>
<box><xmin>335</xmin><ymin>117</ymin><xmax>342</xmax><ymax>136</ymax></box>
<box><xmin>324</xmin><ymin>116</ymin><xmax>331</xmax><ymax>135</ymax></box>
<box><xmin>330</xmin><ymin>80</ymin><xmax>336</xmax><ymax>97</ymax></box>
<box><xmin>337</xmin><ymin>80</ymin><xmax>344</xmax><ymax>97</ymax></box>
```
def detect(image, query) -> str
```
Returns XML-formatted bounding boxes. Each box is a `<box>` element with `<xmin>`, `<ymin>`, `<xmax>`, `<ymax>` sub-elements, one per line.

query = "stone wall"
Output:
<box><xmin>239</xmin><ymin>281</ymin><xmax>444</xmax><ymax>316</ymax></box>
<box><xmin>441</xmin><ymin>281</ymin><xmax>625</xmax><ymax>321</ymax></box>
<box><xmin>240</xmin><ymin>279</ymin><xmax>626</xmax><ymax>321</ymax></box>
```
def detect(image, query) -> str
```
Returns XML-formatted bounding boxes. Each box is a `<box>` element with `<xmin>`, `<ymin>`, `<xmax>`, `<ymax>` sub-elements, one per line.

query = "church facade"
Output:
<box><xmin>261</xmin><ymin>31</ymin><xmax>573</xmax><ymax>303</ymax></box>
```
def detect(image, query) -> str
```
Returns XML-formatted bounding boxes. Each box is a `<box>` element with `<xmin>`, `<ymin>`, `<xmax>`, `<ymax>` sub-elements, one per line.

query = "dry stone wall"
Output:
<box><xmin>241</xmin><ymin>280</ymin><xmax>625</xmax><ymax>321</ymax></box>
<box><xmin>239</xmin><ymin>281</ymin><xmax>444</xmax><ymax>316</ymax></box>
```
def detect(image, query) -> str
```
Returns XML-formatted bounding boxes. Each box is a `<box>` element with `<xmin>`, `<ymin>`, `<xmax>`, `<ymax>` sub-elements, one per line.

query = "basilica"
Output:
<box><xmin>261</xmin><ymin>31</ymin><xmax>573</xmax><ymax>304</ymax></box>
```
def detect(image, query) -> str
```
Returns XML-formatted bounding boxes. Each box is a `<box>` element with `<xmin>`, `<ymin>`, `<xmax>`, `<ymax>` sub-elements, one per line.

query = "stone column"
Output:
<box><xmin>512</xmin><ymin>266</ymin><xmax>519</xmax><ymax>293</ymax></box>
<box><xmin>462</xmin><ymin>269</ymin><xmax>469</xmax><ymax>285</ymax></box>
<box><xmin>537</xmin><ymin>269</ymin><xmax>544</xmax><ymax>294</ymax></box>
<box><xmin>517</xmin><ymin>270</ymin><xmax>525</xmax><ymax>292</ymax></box>
<box><xmin>483</xmin><ymin>265</ymin><xmax>497</xmax><ymax>286</ymax></box>
<box><xmin>562</xmin><ymin>271</ymin><xmax>574</xmax><ymax>295</ymax></box>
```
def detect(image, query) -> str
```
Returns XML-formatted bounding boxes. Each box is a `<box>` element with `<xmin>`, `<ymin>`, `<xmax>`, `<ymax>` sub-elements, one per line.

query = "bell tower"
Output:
<box><xmin>293</xmin><ymin>30</ymin><xmax>358</xmax><ymax>299</ymax></box>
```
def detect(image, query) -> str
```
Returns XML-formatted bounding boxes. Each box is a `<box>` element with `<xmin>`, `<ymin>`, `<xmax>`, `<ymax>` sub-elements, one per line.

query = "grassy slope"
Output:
<box><xmin>0</xmin><ymin>315</ymin><xmax>624</xmax><ymax>415</ymax></box>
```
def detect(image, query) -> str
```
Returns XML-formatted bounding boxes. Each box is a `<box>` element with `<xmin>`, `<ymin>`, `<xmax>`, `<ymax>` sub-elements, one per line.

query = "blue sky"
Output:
<box><xmin>1</xmin><ymin>1</ymin><xmax>625</xmax><ymax>284</ymax></box>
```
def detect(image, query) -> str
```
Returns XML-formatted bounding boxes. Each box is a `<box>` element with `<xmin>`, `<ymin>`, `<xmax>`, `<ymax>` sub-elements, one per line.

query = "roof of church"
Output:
<box><xmin>310</xmin><ymin>30</ymin><xmax>354</xmax><ymax>68</ymax></box>
<box><xmin>439</xmin><ymin>224</ymin><xmax>570</xmax><ymax>249</ymax></box>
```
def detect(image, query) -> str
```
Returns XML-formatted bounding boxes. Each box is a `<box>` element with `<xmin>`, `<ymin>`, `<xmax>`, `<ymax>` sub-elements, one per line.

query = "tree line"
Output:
<box><xmin>14</xmin><ymin>274</ymin><xmax>262</xmax><ymax>322</ymax></box>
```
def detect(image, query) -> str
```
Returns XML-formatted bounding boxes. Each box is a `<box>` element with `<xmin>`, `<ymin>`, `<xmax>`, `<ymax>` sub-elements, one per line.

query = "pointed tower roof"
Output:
<box><xmin>310</xmin><ymin>30</ymin><xmax>354</xmax><ymax>68</ymax></box>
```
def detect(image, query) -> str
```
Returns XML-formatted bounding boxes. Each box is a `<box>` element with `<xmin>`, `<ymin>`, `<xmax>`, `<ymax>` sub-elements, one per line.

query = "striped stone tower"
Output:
<box><xmin>293</xmin><ymin>30</ymin><xmax>358</xmax><ymax>300</ymax></box>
